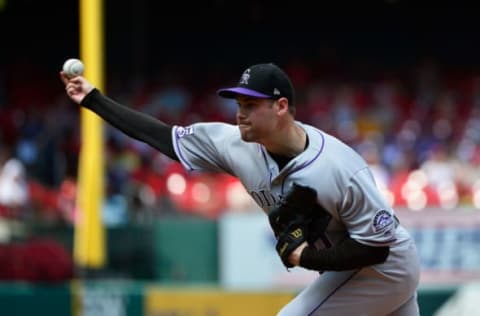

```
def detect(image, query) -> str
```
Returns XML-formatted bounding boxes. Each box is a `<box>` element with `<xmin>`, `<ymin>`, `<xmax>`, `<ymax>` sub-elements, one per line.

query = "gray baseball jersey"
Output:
<box><xmin>172</xmin><ymin>121</ymin><xmax>420</xmax><ymax>315</ymax></box>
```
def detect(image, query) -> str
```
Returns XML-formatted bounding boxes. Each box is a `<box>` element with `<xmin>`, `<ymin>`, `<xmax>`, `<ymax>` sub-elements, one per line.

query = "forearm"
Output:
<box><xmin>81</xmin><ymin>89</ymin><xmax>178</xmax><ymax>161</ymax></box>
<box><xmin>299</xmin><ymin>237</ymin><xmax>389</xmax><ymax>271</ymax></box>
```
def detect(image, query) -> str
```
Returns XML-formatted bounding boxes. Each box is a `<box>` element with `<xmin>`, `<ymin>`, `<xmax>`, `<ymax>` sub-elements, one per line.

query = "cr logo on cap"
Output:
<box><xmin>239</xmin><ymin>69</ymin><xmax>251</xmax><ymax>84</ymax></box>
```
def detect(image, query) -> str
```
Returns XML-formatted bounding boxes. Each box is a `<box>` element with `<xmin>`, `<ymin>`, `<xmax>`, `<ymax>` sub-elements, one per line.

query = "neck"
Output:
<box><xmin>263</xmin><ymin>123</ymin><xmax>307</xmax><ymax>157</ymax></box>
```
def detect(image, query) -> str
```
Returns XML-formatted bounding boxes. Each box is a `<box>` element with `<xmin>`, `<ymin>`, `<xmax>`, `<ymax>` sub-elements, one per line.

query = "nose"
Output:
<box><xmin>237</xmin><ymin>110</ymin><xmax>245</xmax><ymax>119</ymax></box>
<box><xmin>236</xmin><ymin>107</ymin><xmax>247</xmax><ymax>120</ymax></box>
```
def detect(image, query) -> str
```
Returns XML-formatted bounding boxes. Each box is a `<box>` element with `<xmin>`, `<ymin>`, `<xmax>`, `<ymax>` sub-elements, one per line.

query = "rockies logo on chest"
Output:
<box><xmin>250</xmin><ymin>190</ymin><xmax>279</xmax><ymax>208</ymax></box>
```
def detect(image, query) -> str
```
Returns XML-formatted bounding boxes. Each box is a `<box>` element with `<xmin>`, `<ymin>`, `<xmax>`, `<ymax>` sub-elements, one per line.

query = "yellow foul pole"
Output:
<box><xmin>74</xmin><ymin>0</ymin><xmax>106</xmax><ymax>268</ymax></box>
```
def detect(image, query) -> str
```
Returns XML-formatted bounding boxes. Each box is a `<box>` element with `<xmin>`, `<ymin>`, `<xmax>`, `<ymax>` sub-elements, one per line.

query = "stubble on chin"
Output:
<box><xmin>239</xmin><ymin>127</ymin><xmax>254</xmax><ymax>142</ymax></box>
<box><xmin>240</xmin><ymin>132</ymin><xmax>251</xmax><ymax>142</ymax></box>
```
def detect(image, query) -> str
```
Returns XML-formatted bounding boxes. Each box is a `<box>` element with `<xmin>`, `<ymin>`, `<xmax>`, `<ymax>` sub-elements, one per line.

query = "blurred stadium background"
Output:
<box><xmin>1</xmin><ymin>0</ymin><xmax>479</xmax><ymax>315</ymax></box>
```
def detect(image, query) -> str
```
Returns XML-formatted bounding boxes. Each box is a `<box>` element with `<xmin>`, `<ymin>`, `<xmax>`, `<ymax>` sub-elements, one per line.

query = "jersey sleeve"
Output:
<box><xmin>340</xmin><ymin>167</ymin><xmax>397</xmax><ymax>247</ymax></box>
<box><xmin>171</xmin><ymin>122</ymin><xmax>235</xmax><ymax>174</ymax></box>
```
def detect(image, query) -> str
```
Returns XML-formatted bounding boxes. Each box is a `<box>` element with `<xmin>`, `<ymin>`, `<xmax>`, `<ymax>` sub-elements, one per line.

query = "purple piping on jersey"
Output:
<box><xmin>307</xmin><ymin>270</ymin><xmax>360</xmax><ymax>316</ymax></box>
<box><xmin>260</xmin><ymin>144</ymin><xmax>268</xmax><ymax>163</ymax></box>
<box><xmin>173</xmin><ymin>126</ymin><xmax>194</xmax><ymax>171</ymax></box>
<box><xmin>259</xmin><ymin>145</ymin><xmax>274</xmax><ymax>184</ymax></box>
<box><xmin>281</xmin><ymin>130</ymin><xmax>325</xmax><ymax>194</ymax></box>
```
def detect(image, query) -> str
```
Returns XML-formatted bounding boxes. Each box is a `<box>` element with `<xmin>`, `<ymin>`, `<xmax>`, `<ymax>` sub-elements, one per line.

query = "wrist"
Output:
<box><xmin>289</xmin><ymin>242</ymin><xmax>309</xmax><ymax>266</ymax></box>
<box><xmin>80</xmin><ymin>88</ymin><xmax>99</xmax><ymax>107</ymax></box>
<box><xmin>299</xmin><ymin>245</ymin><xmax>311</xmax><ymax>265</ymax></box>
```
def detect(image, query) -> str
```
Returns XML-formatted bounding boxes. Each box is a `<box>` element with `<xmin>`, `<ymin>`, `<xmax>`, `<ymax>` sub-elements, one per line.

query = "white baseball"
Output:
<box><xmin>62</xmin><ymin>58</ymin><xmax>84</xmax><ymax>78</ymax></box>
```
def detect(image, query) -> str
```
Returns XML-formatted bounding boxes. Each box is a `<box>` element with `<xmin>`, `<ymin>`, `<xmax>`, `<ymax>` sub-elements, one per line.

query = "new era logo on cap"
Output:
<box><xmin>217</xmin><ymin>63</ymin><xmax>295</xmax><ymax>106</ymax></box>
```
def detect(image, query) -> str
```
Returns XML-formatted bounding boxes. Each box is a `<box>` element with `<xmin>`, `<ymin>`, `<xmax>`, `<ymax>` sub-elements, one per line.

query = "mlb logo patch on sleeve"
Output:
<box><xmin>176</xmin><ymin>126</ymin><xmax>194</xmax><ymax>138</ymax></box>
<box><xmin>372</xmin><ymin>209</ymin><xmax>393</xmax><ymax>233</ymax></box>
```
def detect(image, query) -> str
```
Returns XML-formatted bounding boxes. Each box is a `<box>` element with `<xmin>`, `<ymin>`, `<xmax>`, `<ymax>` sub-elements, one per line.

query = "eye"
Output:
<box><xmin>238</xmin><ymin>103</ymin><xmax>256</xmax><ymax>111</ymax></box>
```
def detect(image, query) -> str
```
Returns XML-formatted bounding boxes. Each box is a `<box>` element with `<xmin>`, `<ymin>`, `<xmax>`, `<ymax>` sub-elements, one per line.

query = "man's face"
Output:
<box><xmin>235</xmin><ymin>95</ymin><xmax>278</xmax><ymax>143</ymax></box>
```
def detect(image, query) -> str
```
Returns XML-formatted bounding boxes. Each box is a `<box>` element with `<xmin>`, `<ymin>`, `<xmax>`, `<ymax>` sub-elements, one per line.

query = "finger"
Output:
<box><xmin>59</xmin><ymin>71</ymin><xmax>70</xmax><ymax>85</ymax></box>
<box><xmin>69</xmin><ymin>76</ymin><xmax>84</xmax><ymax>84</ymax></box>
<box><xmin>65</xmin><ymin>82</ymin><xmax>76</xmax><ymax>90</ymax></box>
<box><xmin>66</xmin><ymin>86</ymin><xmax>77</xmax><ymax>96</ymax></box>
<box><xmin>66</xmin><ymin>82</ymin><xmax>80</xmax><ymax>94</ymax></box>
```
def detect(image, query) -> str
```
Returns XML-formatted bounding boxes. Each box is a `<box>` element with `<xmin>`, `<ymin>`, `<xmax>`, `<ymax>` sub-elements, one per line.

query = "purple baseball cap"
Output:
<box><xmin>217</xmin><ymin>63</ymin><xmax>295</xmax><ymax>105</ymax></box>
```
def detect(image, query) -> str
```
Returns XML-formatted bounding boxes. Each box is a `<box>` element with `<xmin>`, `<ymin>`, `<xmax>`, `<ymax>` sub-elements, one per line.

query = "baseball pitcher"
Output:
<box><xmin>61</xmin><ymin>62</ymin><xmax>420</xmax><ymax>315</ymax></box>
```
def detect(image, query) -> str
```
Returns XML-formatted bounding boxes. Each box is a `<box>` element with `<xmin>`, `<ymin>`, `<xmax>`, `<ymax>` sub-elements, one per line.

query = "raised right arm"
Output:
<box><xmin>81</xmin><ymin>89</ymin><xmax>177</xmax><ymax>160</ymax></box>
<box><xmin>61</xmin><ymin>73</ymin><xmax>177</xmax><ymax>161</ymax></box>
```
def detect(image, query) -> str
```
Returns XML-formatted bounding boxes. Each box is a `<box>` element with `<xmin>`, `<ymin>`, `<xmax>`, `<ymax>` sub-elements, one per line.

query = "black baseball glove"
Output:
<box><xmin>268</xmin><ymin>183</ymin><xmax>332</xmax><ymax>269</ymax></box>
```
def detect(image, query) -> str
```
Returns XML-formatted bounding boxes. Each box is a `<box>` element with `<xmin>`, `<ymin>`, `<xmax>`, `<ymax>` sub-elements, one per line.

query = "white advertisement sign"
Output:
<box><xmin>396</xmin><ymin>209</ymin><xmax>480</xmax><ymax>285</ymax></box>
<box><xmin>219</xmin><ymin>211</ymin><xmax>322</xmax><ymax>291</ymax></box>
<box><xmin>219</xmin><ymin>209</ymin><xmax>480</xmax><ymax>289</ymax></box>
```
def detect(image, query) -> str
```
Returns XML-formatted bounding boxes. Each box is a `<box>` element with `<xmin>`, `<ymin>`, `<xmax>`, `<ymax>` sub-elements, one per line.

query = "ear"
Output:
<box><xmin>276</xmin><ymin>97</ymin><xmax>290</xmax><ymax>116</ymax></box>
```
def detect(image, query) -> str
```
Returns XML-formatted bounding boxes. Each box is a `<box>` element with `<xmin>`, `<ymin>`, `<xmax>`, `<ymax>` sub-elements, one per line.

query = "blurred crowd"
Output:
<box><xmin>1</xmin><ymin>58</ymin><xmax>480</xmax><ymax>227</ymax></box>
